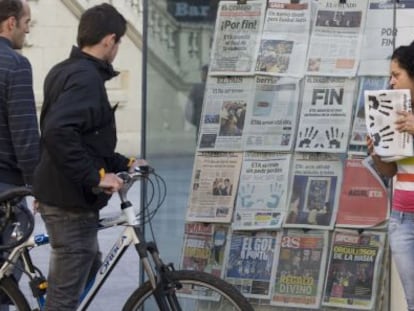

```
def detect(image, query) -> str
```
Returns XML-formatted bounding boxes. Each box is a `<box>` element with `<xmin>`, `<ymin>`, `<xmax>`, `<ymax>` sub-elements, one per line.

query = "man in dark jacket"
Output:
<box><xmin>0</xmin><ymin>1</ymin><xmax>39</xmax><ymax>310</ymax></box>
<box><xmin>33</xmin><ymin>4</ymin><xmax>146</xmax><ymax>310</ymax></box>
<box><xmin>0</xmin><ymin>0</ymin><xmax>39</xmax><ymax>188</ymax></box>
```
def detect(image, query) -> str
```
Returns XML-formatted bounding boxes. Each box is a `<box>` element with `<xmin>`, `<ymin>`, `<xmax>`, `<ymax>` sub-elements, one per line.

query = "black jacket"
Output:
<box><xmin>33</xmin><ymin>46</ymin><xmax>129</xmax><ymax>209</ymax></box>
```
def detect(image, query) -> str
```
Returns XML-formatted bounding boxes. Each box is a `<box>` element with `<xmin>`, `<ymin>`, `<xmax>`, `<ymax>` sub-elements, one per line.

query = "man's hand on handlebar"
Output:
<box><xmin>98</xmin><ymin>173</ymin><xmax>124</xmax><ymax>195</ymax></box>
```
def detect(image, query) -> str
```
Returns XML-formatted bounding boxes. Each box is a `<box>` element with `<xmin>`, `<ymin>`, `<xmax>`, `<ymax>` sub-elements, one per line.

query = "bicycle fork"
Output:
<box><xmin>133</xmin><ymin>228</ymin><xmax>182</xmax><ymax>311</ymax></box>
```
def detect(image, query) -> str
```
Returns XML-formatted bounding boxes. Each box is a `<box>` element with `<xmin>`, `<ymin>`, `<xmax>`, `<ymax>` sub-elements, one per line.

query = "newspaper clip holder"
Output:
<box><xmin>339</xmin><ymin>0</ymin><xmax>346</xmax><ymax>3</ymax></box>
<box><xmin>237</xmin><ymin>0</ymin><xmax>247</xmax><ymax>4</ymax></box>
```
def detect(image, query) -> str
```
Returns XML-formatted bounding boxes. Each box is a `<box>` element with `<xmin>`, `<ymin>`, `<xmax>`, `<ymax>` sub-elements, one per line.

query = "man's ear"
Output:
<box><xmin>102</xmin><ymin>33</ymin><xmax>116</xmax><ymax>47</ymax></box>
<box><xmin>5</xmin><ymin>16</ymin><xmax>17</xmax><ymax>31</ymax></box>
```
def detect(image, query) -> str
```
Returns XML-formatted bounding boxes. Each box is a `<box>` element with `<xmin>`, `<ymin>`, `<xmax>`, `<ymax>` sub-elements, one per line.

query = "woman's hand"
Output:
<box><xmin>395</xmin><ymin>110</ymin><xmax>414</xmax><ymax>134</ymax></box>
<box><xmin>366</xmin><ymin>135</ymin><xmax>375</xmax><ymax>156</ymax></box>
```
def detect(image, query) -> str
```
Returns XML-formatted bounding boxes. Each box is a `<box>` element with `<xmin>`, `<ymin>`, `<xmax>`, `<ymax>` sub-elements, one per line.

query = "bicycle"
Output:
<box><xmin>0</xmin><ymin>167</ymin><xmax>254</xmax><ymax>311</ymax></box>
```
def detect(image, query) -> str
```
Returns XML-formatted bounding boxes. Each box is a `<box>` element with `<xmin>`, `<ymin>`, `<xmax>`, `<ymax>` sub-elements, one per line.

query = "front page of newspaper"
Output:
<box><xmin>322</xmin><ymin>229</ymin><xmax>386</xmax><ymax>310</ymax></box>
<box><xmin>233</xmin><ymin>152</ymin><xmax>292</xmax><ymax>230</ymax></box>
<box><xmin>244</xmin><ymin>76</ymin><xmax>301</xmax><ymax>151</ymax></box>
<box><xmin>198</xmin><ymin>76</ymin><xmax>254</xmax><ymax>151</ymax></box>
<box><xmin>359</xmin><ymin>0</ymin><xmax>414</xmax><ymax>75</ymax></box>
<box><xmin>295</xmin><ymin>76</ymin><xmax>356</xmax><ymax>153</ymax></box>
<box><xmin>271</xmin><ymin>230</ymin><xmax>329</xmax><ymax>309</ymax></box>
<box><xmin>186</xmin><ymin>152</ymin><xmax>242</xmax><ymax>223</ymax></box>
<box><xmin>305</xmin><ymin>0</ymin><xmax>368</xmax><ymax>76</ymax></box>
<box><xmin>180</xmin><ymin>222</ymin><xmax>229</xmax><ymax>278</ymax></box>
<box><xmin>336</xmin><ymin>158</ymin><xmax>389</xmax><ymax>228</ymax></box>
<box><xmin>224</xmin><ymin>230</ymin><xmax>280</xmax><ymax>299</ymax></box>
<box><xmin>209</xmin><ymin>0</ymin><xmax>266</xmax><ymax>75</ymax></box>
<box><xmin>349</xmin><ymin>76</ymin><xmax>389</xmax><ymax>154</ymax></box>
<box><xmin>284</xmin><ymin>153</ymin><xmax>343</xmax><ymax>230</ymax></box>
<box><xmin>364</xmin><ymin>89</ymin><xmax>413</xmax><ymax>161</ymax></box>
<box><xmin>255</xmin><ymin>0</ymin><xmax>311</xmax><ymax>77</ymax></box>
<box><xmin>358</xmin><ymin>0</ymin><xmax>395</xmax><ymax>75</ymax></box>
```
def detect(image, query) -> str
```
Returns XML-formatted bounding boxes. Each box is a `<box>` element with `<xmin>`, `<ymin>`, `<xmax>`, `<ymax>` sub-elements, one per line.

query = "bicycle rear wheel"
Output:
<box><xmin>0</xmin><ymin>276</ymin><xmax>31</xmax><ymax>311</ymax></box>
<box><xmin>122</xmin><ymin>270</ymin><xmax>253</xmax><ymax>311</ymax></box>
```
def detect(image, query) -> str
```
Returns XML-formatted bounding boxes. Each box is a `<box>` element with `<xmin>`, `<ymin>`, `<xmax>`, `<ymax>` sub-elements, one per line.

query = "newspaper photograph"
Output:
<box><xmin>349</xmin><ymin>76</ymin><xmax>389</xmax><ymax>154</ymax></box>
<box><xmin>364</xmin><ymin>89</ymin><xmax>413</xmax><ymax>161</ymax></box>
<box><xmin>180</xmin><ymin>222</ymin><xmax>229</xmax><ymax>278</ymax></box>
<box><xmin>233</xmin><ymin>152</ymin><xmax>292</xmax><ymax>230</ymax></box>
<box><xmin>284</xmin><ymin>153</ymin><xmax>343</xmax><ymax>230</ymax></box>
<box><xmin>295</xmin><ymin>76</ymin><xmax>357</xmax><ymax>153</ymax></box>
<box><xmin>243</xmin><ymin>76</ymin><xmax>301</xmax><ymax>151</ymax></box>
<box><xmin>225</xmin><ymin>230</ymin><xmax>280</xmax><ymax>299</ymax></box>
<box><xmin>271</xmin><ymin>230</ymin><xmax>328</xmax><ymax>309</ymax></box>
<box><xmin>198</xmin><ymin>76</ymin><xmax>254</xmax><ymax>151</ymax></box>
<box><xmin>209</xmin><ymin>0</ymin><xmax>266</xmax><ymax>75</ymax></box>
<box><xmin>322</xmin><ymin>229</ymin><xmax>386</xmax><ymax>310</ymax></box>
<box><xmin>186</xmin><ymin>152</ymin><xmax>243</xmax><ymax>223</ymax></box>
<box><xmin>305</xmin><ymin>0</ymin><xmax>368</xmax><ymax>76</ymax></box>
<box><xmin>336</xmin><ymin>158</ymin><xmax>389</xmax><ymax>228</ymax></box>
<box><xmin>255</xmin><ymin>0</ymin><xmax>311</xmax><ymax>77</ymax></box>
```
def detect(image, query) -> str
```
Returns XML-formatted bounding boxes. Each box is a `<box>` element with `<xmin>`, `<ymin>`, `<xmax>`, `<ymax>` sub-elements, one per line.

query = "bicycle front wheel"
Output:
<box><xmin>0</xmin><ymin>276</ymin><xmax>31</xmax><ymax>311</ymax></box>
<box><xmin>123</xmin><ymin>270</ymin><xmax>253</xmax><ymax>311</ymax></box>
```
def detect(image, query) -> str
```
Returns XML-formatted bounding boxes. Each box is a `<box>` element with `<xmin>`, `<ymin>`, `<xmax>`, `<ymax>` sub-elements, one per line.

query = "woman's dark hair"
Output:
<box><xmin>391</xmin><ymin>43</ymin><xmax>414</xmax><ymax>79</ymax></box>
<box><xmin>77</xmin><ymin>3</ymin><xmax>127</xmax><ymax>48</ymax></box>
<box><xmin>0</xmin><ymin>0</ymin><xmax>23</xmax><ymax>24</ymax></box>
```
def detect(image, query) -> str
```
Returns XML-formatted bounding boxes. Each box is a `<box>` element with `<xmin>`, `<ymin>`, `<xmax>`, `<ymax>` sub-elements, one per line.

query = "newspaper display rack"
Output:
<box><xmin>180</xmin><ymin>0</ymin><xmax>401</xmax><ymax>310</ymax></box>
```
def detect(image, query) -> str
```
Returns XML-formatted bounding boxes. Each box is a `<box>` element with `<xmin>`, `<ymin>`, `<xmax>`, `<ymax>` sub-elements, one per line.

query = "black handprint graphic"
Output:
<box><xmin>367</xmin><ymin>94</ymin><xmax>393</xmax><ymax>116</ymax></box>
<box><xmin>298</xmin><ymin>126</ymin><xmax>319</xmax><ymax>148</ymax></box>
<box><xmin>325</xmin><ymin>126</ymin><xmax>345</xmax><ymax>149</ymax></box>
<box><xmin>371</xmin><ymin>125</ymin><xmax>393</xmax><ymax>148</ymax></box>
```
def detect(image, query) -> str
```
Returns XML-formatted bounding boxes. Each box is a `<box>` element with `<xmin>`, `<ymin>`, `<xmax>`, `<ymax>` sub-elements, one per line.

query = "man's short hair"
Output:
<box><xmin>0</xmin><ymin>0</ymin><xmax>24</xmax><ymax>24</ymax></box>
<box><xmin>77</xmin><ymin>3</ymin><xmax>127</xmax><ymax>48</ymax></box>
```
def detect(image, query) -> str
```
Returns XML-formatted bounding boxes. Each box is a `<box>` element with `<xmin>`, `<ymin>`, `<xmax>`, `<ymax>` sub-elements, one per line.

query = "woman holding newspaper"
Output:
<box><xmin>367</xmin><ymin>42</ymin><xmax>414</xmax><ymax>311</ymax></box>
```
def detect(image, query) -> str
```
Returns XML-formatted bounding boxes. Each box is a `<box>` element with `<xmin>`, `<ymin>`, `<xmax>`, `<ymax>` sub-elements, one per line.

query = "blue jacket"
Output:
<box><xmin>0</xmin><ymin>37</ymin><xmax>39</xmax><ymax>185</ymax></box>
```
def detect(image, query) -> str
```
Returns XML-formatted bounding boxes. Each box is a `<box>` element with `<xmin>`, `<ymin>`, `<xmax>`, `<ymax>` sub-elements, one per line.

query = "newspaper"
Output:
<box><xmin>322</xmin><ymin>229</ymin><xmax>386</xmax><ymax>310</ymax></box>
<box><xmin>224</xmin><ymin>230</ymin><xmax>280</xmax><ymax>299</ymax></box>
<box><xmin>349</xmin><ymin>76</ymin><xmax>389</xmax><ymax>156</ymax></box>
<box><xmin>209</xmin><ymin>0</ymin><xmax>266</xmax><ymax>75</ymax></box>
<box><xmin>233</xmin><ymin>152</ymin><xmax>292</xmax><ymax>230</ymax></box>
<box><xmin>295</xmin><ymin>76</ymin><xmax>356</xmax><ymax>153</ymax></box>
<box><xmin>362</xmin><ymin>155</ymin><xmax>390</xmax><ymax>189</ymax></box>
<box><xmin>255</xmin><ymin>0</ymin><xmax>311</xmax><ymax>77</ymax></box>
<box><xmin>198</xmin><ymin>76</ymin><xmax>254</xmax><ymax>151</ymax></box>
<box><xmin>359</xmin><ymin>0</ymin><xmax>414</xmax><ymax>75</ymax></box>
<box><xmin>271</xmin><ymin>230</ymin><xmax>328</xmax><ymax>309</ymax></box>
<box><xmin>284</xmin><ymin>153</ymin><xmax>343</xmax><ymax>230</ymax></box>
<box><xmin>364</xmin><ymin>89</ymin><xmax>413</xmax><ymax>162</ymax></box>
<box><xmin>305</xmin><ymin>0</ymin><xmax>368</xmax><ymax>76</ymax></box>
<box><xmin>180</xmin><ymin>222</ymin><xmax>229</xmax><ymax>278</ymax></box>
<box><xmin>358</xmin><ymin>0</ymin><xmax>395</xmax><ymax>75</ymax></box>
<box><xmin>336</xmin><ymin>158</ymin><xmax>389</xmax><ymax>228</ymax></box>
<box><xmin>186</xmin><ymin>152</ymin><xmax>243</xmax><ymax>223</ymax></box>
<box><xmin>243</xmin><ymin>76</ymin><xmax>301</xmax><ymax>151</ymax></box>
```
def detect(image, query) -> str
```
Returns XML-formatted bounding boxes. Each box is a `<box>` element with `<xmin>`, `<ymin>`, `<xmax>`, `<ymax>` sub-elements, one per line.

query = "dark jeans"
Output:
<box><xmin>39</xmin><ymin>203</ymin><xmax>101</xmax><ymax>311</ymax></box>
<box><xmin>0</xmin><ymin>182</ymin><xmax>27</xmax><ymax>311</ymax></box>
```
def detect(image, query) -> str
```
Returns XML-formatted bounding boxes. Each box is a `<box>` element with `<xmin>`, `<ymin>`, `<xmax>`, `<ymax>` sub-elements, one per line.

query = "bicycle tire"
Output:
<box><xmin>122</xmin><ymin>270</ymin><xmax>254</xmax><ymax>311</ymax></box>
<box><xmin>0</xmin><ymin>276</ymin><xmax>31</xmax><ymax>311</ymax></box>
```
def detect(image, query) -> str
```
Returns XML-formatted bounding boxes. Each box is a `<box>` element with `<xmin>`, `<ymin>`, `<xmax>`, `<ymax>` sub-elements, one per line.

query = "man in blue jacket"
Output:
<box><xmin>0</xmin><ymin>0</ymin><xmax>39</xmax><ymax>189</ymax></box>
<box><xmin>33</xmin><ymin>4</ymin><xmax>146</xmax><ymax>310</ymax></box>
<box><xmin>0</xmin><ymin>1</ymin><xmax>39</xmax><ymax>310</ymax></box>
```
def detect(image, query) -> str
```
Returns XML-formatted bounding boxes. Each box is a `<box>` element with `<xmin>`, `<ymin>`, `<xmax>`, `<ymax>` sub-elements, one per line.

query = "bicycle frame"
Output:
<box><xmin>0</xmin><ymin>169</ymin><xmax>177</xmax><ymax>311</ymax></box>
